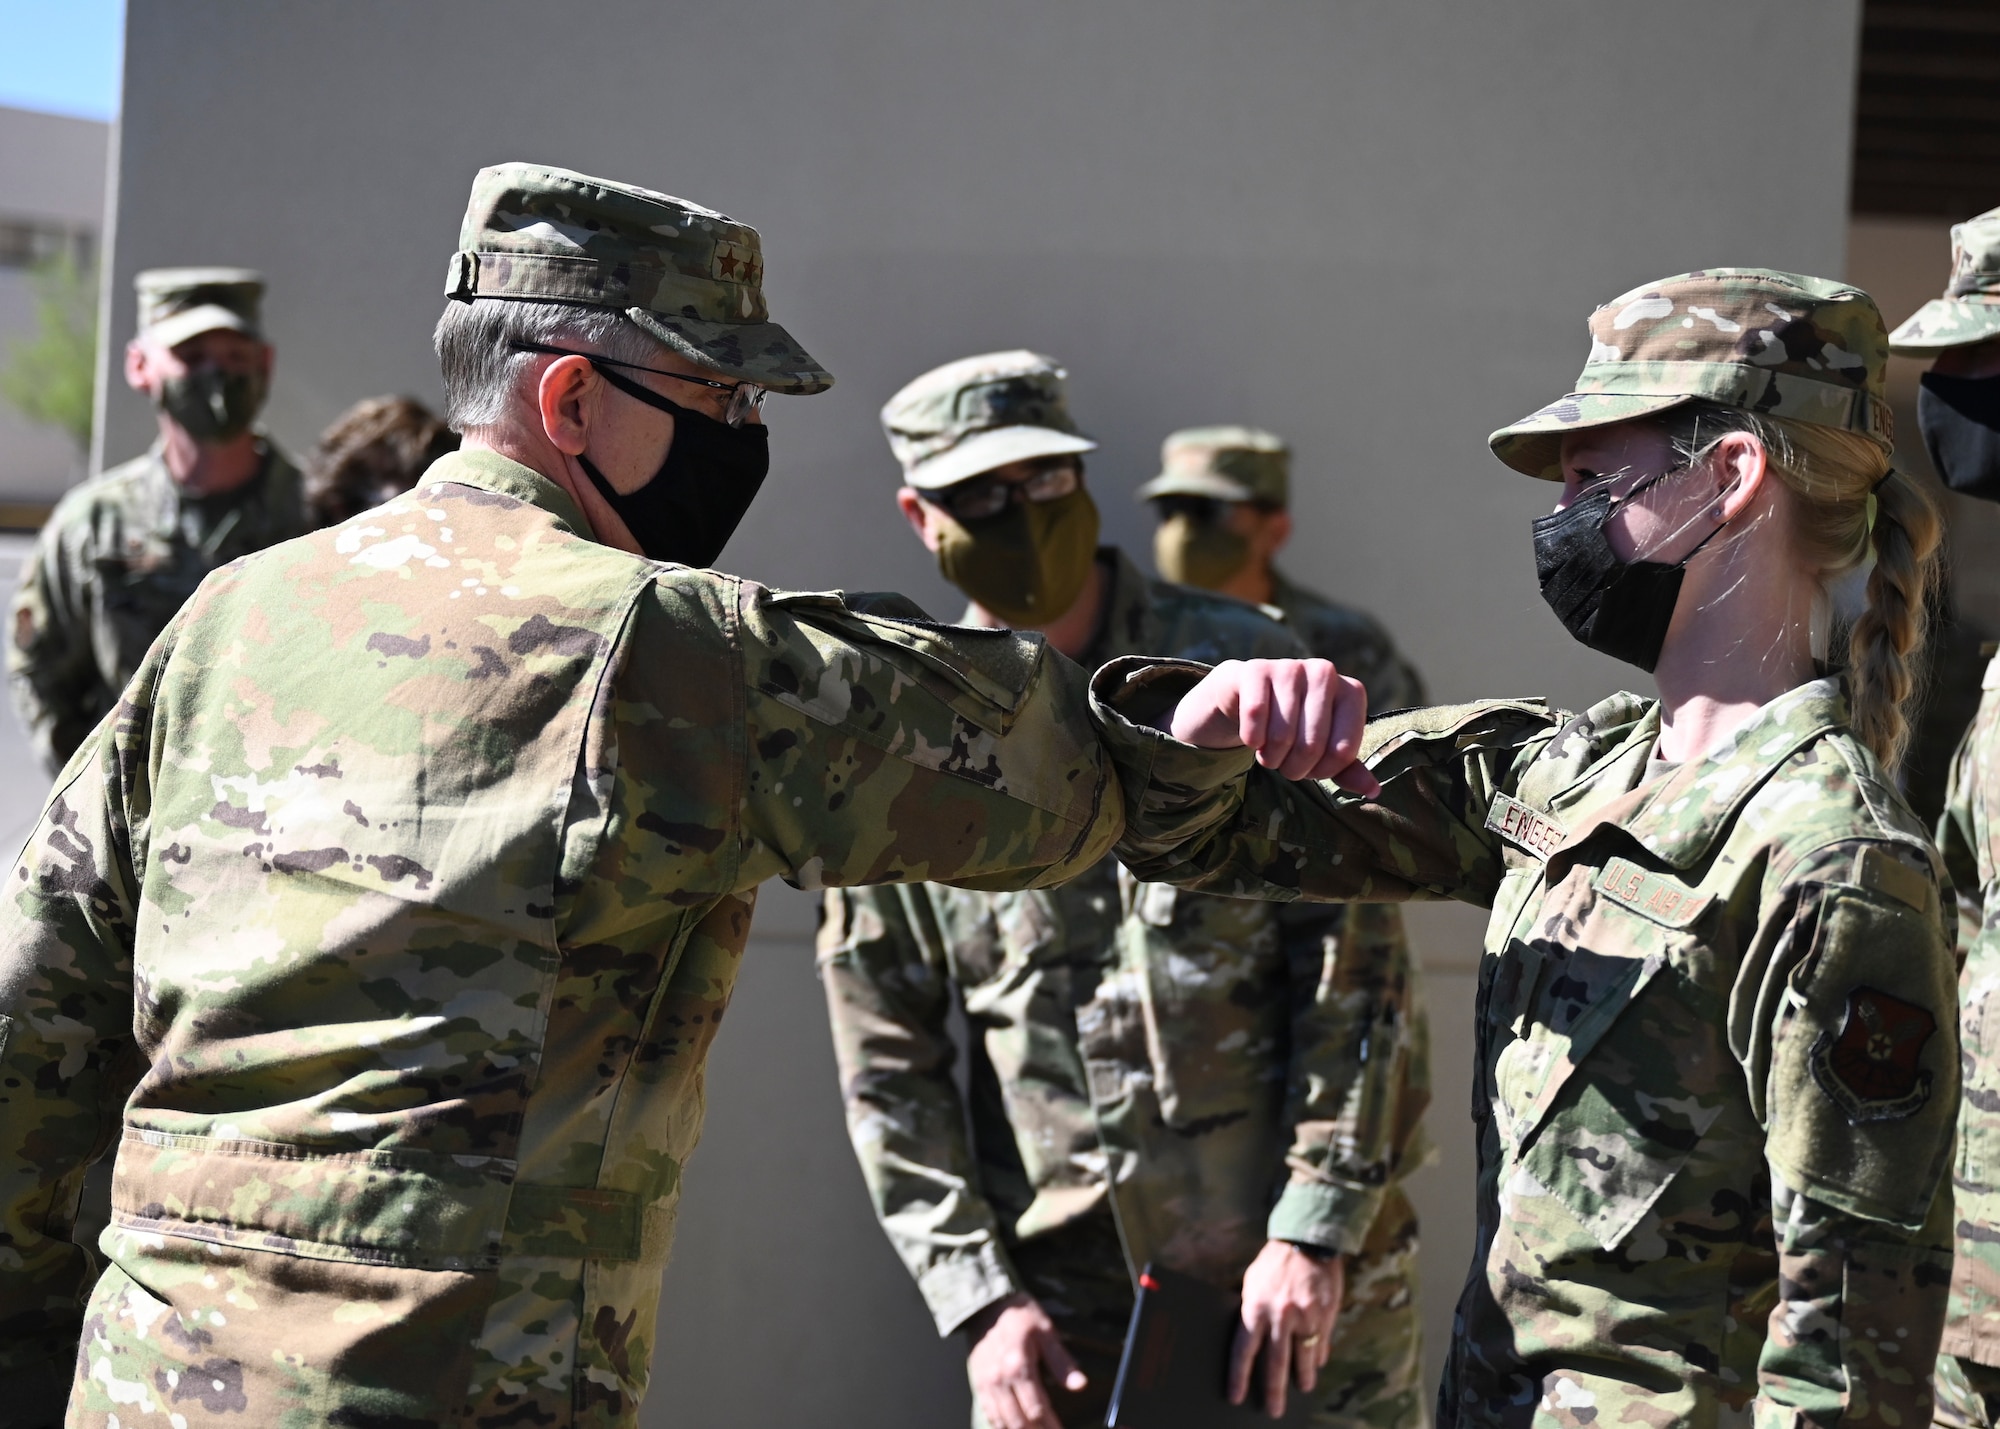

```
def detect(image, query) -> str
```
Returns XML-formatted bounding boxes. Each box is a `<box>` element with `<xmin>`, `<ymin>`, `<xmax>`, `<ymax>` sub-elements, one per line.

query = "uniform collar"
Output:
<box><xmin>1085</xmin><ymin>546</ymin><xmax>1160</xmax><ymax>665</ymax></box>
<box><xmin>1554</xmin><ymin>676</ymin><xmax>1849</xmax><ymax>871</ymax></box>
<box><xmin>142</xmin><ymin>435</ymin><xmax>278</xmax><ymax>535</ymax></box>
<box><xmin>1267</xmin><ymin>565</ymin><xmax>1305</xmax><ymax>608</ymax></box>
<box><xmin>416</xmin><ymin>447</ymin><xmax>592</xmax><ymax>537</ymax></box>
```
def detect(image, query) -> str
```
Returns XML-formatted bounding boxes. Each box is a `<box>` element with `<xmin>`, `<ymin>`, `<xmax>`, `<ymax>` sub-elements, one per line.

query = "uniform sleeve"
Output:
<box><xmin>1266</xmin><ymin>899</ymin><xmax>1431</xmax><ymax>1255</ymax></box>
<box><xmin>1089</xmin><ymin>656</ymin><xmax>1556</xmax><ymax>909</ymax></box>
<box><xmin>818</xmin><ymin>885</ymin><xmax>1022</xmax><ymax>1336</ymax></box>
<box><xmin>732</xmin><ymin>586</ymin><xmax>1124</xmax><ymax>892</ymax></box>
<box><xmin>1937</xmin><ymin>717</ymin><xmax>1985</xmax><ymax>957</ymax></box>
<box><xmin>0</xmin><ymin>627</ymin><xmax>156</xmax><ymax>1399</ymax></box>
<box><xmin>1740</xmin><ymin>842</ymin><xmax>1958</xmax><ymax>1429</ymax></box>
<box><xmin>7</xmin><ymin>519</ymin><xmax>105</xmax><ymax>776</ymax></box>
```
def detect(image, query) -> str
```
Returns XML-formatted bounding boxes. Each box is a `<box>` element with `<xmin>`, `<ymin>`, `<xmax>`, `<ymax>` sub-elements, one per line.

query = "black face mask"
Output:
<box><xmin>1530</xmin><ymin>475</ymin><xmax>1723</xmax><ymax>673</ymax></box>
<box><xmin>577</xmin><ymin>362</ymin><xmax>770</xmax><ymax>567</ymax></box>
<box><xmin>158</xmin><ymin>367</ymin><xmax>264</xmax><ymax>444</ymax></box>
<box><xmin>1918</xmin><ymin>371</ymin><xmax>2000</xmax><ymax>503</ymax></box>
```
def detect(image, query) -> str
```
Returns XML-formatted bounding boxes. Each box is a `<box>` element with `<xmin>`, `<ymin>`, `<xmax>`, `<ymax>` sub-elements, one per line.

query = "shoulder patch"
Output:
<box><xmin>1593</xmin><ymin>857</ymin><xmax>1712</xmax><ymax>929</ymax></box>
<box><xmin>1485</xmin><ymin>791</ymin><xmax>1566</xmax><ymax>860</ymax></box>
<box><xmin>1851</xmin><ymin>845</ymin><xmax>1931</xmax><ymax>913</ymax></box>
<box><xmin>1809</xmin><ymin>986</ymin><xmax>1937</xmax><ymax>1124</ymax></box>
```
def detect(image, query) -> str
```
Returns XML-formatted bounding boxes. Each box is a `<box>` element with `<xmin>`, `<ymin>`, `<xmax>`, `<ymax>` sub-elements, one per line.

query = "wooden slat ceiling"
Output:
<box><xmin>1854</xmin><ymin>0</ymin><xmax>2000</xmax><ymax>218</ymax></box>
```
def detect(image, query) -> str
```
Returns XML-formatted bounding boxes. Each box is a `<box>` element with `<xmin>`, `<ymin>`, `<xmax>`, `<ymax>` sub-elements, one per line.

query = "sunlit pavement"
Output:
<box><xmin>0</xmin><ymin>534</ymin><xmax>52</xmax><ymax>853</ymax></box>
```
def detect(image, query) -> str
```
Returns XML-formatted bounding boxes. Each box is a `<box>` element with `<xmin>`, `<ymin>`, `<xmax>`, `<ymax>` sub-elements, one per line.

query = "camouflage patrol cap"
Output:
<box><xmin>882</xmin><ymin>350</ymin><xmax>1096</xmax><ymax>489</ymax></box>
<box><xmin>1490</xmin><ymin>268</ymin><xmax>1893</xmax><ymax>480</ymax></box>
<box><xmin>135</xmin><ymin>267</ymin><xmax>264</xmax><ymax>350</ymax></box>
<box><xmin>446</xmin><ymin>162</ymin><xmax>830</xmax><ymax>395</ymax></box>
<box><xmin>1888</xmin><ymin>205</ymin><xmax>2000</xmax><ymax>354</ymax></box>
<box><xmin>1136</xmin><ymin>426</ymin><xmax>1289</xmax><ymax>505</ymax></box>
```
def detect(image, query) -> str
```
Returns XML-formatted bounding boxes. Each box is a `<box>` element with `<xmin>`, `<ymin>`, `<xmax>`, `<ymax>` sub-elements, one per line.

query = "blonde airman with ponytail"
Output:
<box><xmin>1088</xmin><ymin>269</ymin><xmax>1961</xmax><ymax>1429</ymax></box>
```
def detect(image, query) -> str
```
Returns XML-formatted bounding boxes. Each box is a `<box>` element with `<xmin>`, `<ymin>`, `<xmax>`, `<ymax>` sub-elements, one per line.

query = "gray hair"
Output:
<box><xmin>432</xmin><ymin>298</ymin><xmax>671</xmax><ymax>432</ymax></box>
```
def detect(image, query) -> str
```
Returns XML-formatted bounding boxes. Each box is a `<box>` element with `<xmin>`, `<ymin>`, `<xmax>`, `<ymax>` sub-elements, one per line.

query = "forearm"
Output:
<box><xmin>1268</xmin><ymin>902</ymin><xmax>1426</xmax><ymax>1252</ymax></box>
<box><xmin>1088</xmin><ymin>659</ymin><xmax>1529</xmax><ymax>906</ymax></box>
<box><xmin>1757</xmin><ymin>1175</ymin><xmax>1953</xmax><ymax>1428</ymax></box>
<box><xmin>7</xmin><ymin>543</ymin><xmax>104</xmax><ymax>778</ymax></box>
<box><xmin>834</xmin><ymin>1071</ymin><xmax>1023</xmax><ymax>1333</ymax></box>
<box><xmin>820</xmin><ymin>888</ymin><xmax>1021</xmax><ymax>1335</ymax></box>
<box><xmin>0</xmin><ymin>731</ymin><xmax>144</xmax><ymax>1371</ymax></box>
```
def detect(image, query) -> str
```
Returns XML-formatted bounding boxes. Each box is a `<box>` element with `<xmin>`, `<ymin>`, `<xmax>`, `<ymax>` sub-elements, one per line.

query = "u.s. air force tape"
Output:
<box><xmin>1594</xmin><ymin>857</ymin><xmax>1712</xmax><ymax>929</ymax></box>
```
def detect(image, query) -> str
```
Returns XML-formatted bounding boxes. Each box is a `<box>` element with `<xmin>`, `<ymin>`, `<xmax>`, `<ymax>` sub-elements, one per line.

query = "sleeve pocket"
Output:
<box><xmin>765</xmin><ymin>591</ymin><xmax>1040</xmax><ymax>736</ymax></box>
<box><xmin>1768</xmin><ymin>883</ymin><xmax>1958</xmax><ymax>1230</ymax></box>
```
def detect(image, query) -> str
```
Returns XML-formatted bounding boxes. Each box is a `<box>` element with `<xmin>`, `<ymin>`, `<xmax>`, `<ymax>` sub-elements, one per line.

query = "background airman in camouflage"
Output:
<box><xmin>1889</xmin><ymin>205</ymin><xmax>2000</xmax><ymax>1429</ymax></box>
<box><xmin>0</xmin><ymin>163</ymin><xmax>1271</xmax><ymax>1429</ymax></box>
<box><xmin>821</xmin><ymin>353</ymin><xmax>1430</xmax><ymax>1429</ymax></box>
<box><xmin>1140</xmin><ymin>426</ymin><xmax>1425</xmax><ymax>713</ymax></box>
<box><xmin>7</xmin><ymin>267</ymin><xmax>309</xmax><ymax>774</ymax></box>
<box><xmin>1089</xmin><ymin>270</ymin><xmax>1960</xmax><ymax>1429</ymax></box>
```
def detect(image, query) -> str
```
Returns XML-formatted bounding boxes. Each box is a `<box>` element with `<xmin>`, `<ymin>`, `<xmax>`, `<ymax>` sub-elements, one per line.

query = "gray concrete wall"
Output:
<box><xmin>0</xmin><ymin>104</ymin><xmax>109</xmax><ymax>502</ymax></box>
<box><xmin>100</xmin><ymin>3</ymin><xmax>1863</xmax><ymax>1424</ymax></box>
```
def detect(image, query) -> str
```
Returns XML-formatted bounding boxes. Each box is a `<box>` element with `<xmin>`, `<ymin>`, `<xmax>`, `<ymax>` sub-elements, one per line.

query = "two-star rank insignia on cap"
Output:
<box><xmin>1809</xmin><ymin>985</ymin><xmax>1937</xmax><ymax>1124</ymax></box>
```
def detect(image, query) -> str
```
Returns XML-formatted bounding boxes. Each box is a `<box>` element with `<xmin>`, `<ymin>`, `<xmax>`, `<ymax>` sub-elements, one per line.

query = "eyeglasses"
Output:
<box><xmin>1571</xmin><ymin>464</ymin><xmax>1680</xmax><ymax>508</ymax></box>
<box><xmin>1151</xmin><ymin>496</ymin><xmax>1233</xmax><ymax>526</ymax></box>
<box><xmin>508</xmin><ymin>340</ymin><xmax>768</xmax><ymax>427</ymax></box>
<box><xmin>922</xmin><ymin>461</ymin><xmax>1081</xmax><ymax>522</ymax></box>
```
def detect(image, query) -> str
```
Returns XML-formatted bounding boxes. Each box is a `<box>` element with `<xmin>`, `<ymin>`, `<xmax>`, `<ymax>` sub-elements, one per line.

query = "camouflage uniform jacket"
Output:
<box><xmin>820</xmin><ymin>548</ymin><xmax>1430</xmax><ymax>1335</ymax></box>
<box><xmin>1939</xmin><ymin>650</ymin><xmax>2000</xmax><ymax>1367</ymax></box>
<box><xmin>0</xmin><ymin>449</ymin><xmax>1134</xmax><ymax>1429</ymax></box>
<box><xmin>1092</xmin><ymin>663</ymin><xmax>1959</xmax><ymax>1429</ymax></box>
<box><xmin>1268</xmin><ymin>567</ymin><xmax>1426</xmax><ymax>715</ymax></box>
<box><xmin>7</xmin><ymin>438</ymin><xmax>309</xmax><ymax>775</ymax></box>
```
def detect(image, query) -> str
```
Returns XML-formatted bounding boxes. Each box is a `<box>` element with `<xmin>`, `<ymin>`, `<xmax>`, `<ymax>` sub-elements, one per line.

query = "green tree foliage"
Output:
<box><xmin>1</xmin><ymin>251</ymin><xmax>98</xmax><ymax>453</ymax></box>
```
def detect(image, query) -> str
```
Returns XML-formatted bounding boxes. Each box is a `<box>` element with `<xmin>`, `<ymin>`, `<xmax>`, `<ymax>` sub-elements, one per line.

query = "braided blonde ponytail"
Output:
<box><xmin>1665</xmin><ymin>403</ymin><xmax>1942</xmax><ymax>774</ymax></box>
<box><xmin>1847</xmin><ymin>465</ymin><xmax>1942</xmax><ymax>772</ymax></box>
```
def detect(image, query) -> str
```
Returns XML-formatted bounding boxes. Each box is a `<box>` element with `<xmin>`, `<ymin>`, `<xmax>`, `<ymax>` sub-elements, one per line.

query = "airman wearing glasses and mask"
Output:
<box><xmin>1092</xmin><ymin>269</ymin><xmax>1957</xmax><ymax>1429</ymax></box>
<box><xmin>1142</xmin><ymin>427</ymin><xmax>1426</xmax><ymax>716</ymax></box>
<box><xmin>1888</xmin><ymin>204</ymin><xmax>2000</xmax><ymax>1429</ymax></box>
<box><xmin>819</xmin><ymin>351</ymin><xmax>1431</xmax><ymax>1429</ymax></box>
<box><xmin>7</xmin><ymin>268</ymin><xmax>309</xmax><ymax>773</ymax></box>
<box><xmin>0</xmin><ymin>166</ymin><xmax>1339</xmax><ymax>1429</ymax></box>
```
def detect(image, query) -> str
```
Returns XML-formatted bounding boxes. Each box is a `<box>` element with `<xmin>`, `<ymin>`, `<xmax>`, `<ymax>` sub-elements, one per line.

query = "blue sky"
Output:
<box><xmin>0</xmin><ymin>0</ymin><xmax>123</xmax><ymax>121</ymax></box>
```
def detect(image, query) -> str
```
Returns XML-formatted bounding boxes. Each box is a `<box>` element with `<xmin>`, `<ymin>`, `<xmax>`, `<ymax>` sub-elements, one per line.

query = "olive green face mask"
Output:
<box><xmin>935</xmin><ymin>489</ymin><xmax>1101</xmax><ymax>627</ymax></box>
<box><xmin>1153</xmin><ymin>511</ymin><xmax>1250</xmax><ymax>589</ymax></box>
<box><xmin>157</xmin><ymin>367</ymin><xmax>266</xmax><ymax>444</ymax></box>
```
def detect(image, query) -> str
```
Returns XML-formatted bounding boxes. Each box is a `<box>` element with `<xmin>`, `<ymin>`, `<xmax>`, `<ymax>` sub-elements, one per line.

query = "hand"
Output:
<box><xmin>1169</xmin><ymin>659</ymin><xmax>1380</xmax><ymax>794</ymax></box>
<box><xmin>965</xmin><ymin>1292</ymin><xmax>1088</xmax><ymax>1429</ymax></box>
<box><xmin>1229</xmin><ymin>1240</ymin><xmax>1346</xmax><ymax>1419</ymax></box>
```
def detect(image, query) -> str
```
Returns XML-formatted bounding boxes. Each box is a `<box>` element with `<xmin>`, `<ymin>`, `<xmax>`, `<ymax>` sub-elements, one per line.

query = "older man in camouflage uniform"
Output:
<box><xmin>0</xmin><ymin>164</ymin><xmax>1311</xmax><ymax>1429</ymax></box>
<box><xmin>1141</xmin><ymin>427</ymin><xmax>1424</xmax><ymax>713</ymax></box>
<box><xmin>821</xmin><ymin>353</ymin><xmax>1430</xmax><ymax>1429</ymax></box>
<box><xmin>1891</xmin><ymin>206</ymin><xmax>2000</xmax><ymax>1429</ymax></box>
<box><xmin>8</xmin><ymin>268</ymin><xmax>309</xmax><ymax>774</ymax></box>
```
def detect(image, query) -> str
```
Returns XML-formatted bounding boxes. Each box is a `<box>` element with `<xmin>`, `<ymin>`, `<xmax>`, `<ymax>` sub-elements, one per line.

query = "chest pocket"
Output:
<box><xmin>1493</xmin><ymin>925</ymin><xmax>1724</xmax><ymax>1251</ymax></box>
<box><xmin>94</xmin><ymin>552</ymin><xmax>202</xmax><ymax>681</ymax></box>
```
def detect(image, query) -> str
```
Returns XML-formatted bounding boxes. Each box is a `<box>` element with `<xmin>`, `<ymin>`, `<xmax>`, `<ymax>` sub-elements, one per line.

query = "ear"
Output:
<box><xmin>1265</xmin><ymin>508</ymin><xmax>1293</xmax><ymax>556</ymax></box>
<box><xmin>537</xmin><ymin>354</ymin><xmax>599</xmax><ymax>457</ymax></box>
<box><xmin>123</xmin><ymin>338</ymin><xmax>150</xmax><ymax>393</ymax></box>
<box><xmin>897</xmin><ymin>487</ymin><xmax>944</xmax><ymax>554</ymax></box>
<box><xmin>1707</xmin><ymin>431</ymin><xmax>1767</xmax><ymax>522</ymax></box>
<box><xmin>257</xmin><ymin>341</ymin><xmax>275</xmax><ymax>377</ymax></box>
